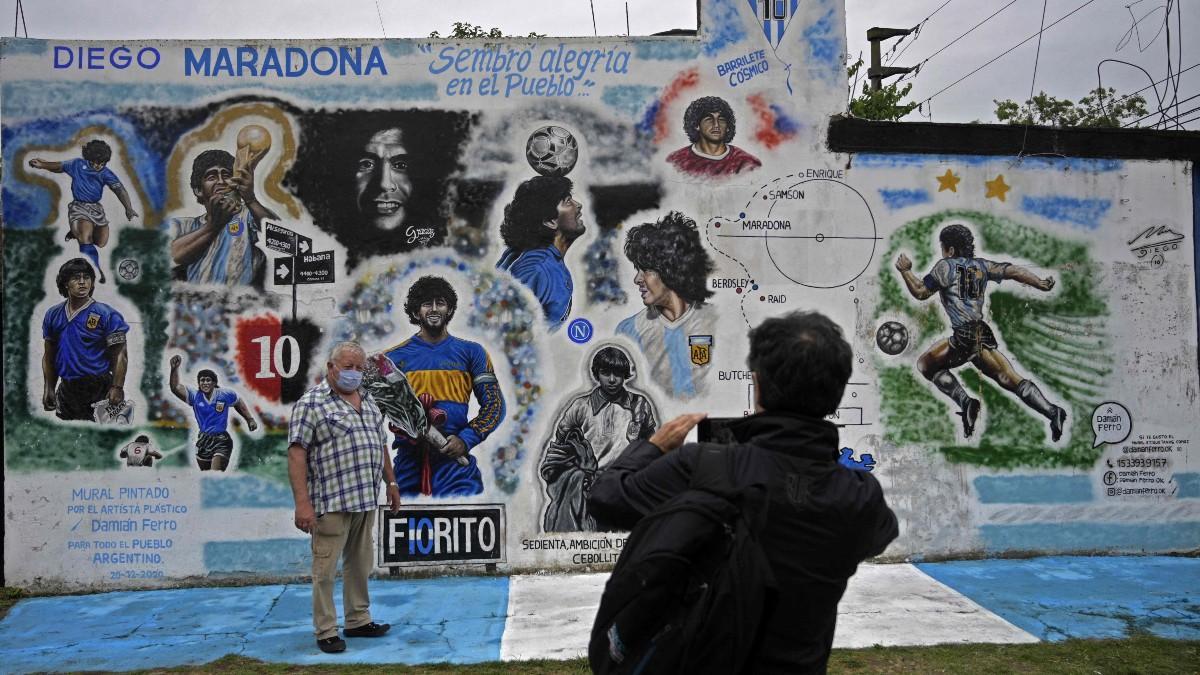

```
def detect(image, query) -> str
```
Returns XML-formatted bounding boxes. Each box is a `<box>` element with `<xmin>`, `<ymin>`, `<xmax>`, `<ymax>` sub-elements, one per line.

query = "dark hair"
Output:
<box><xmin>624</xmin><ymin>211</ymin><xmax>715</xmax><ymax>306</ymax></box>
<box><xmin>189</xmin><ymin>149</ymin><xmax>234</xmax><ymax>193</ymax></box>
<box><xmin>404</xmin><ymin>275</ymin><xmax>458</xmax><ymax>325</ymax></box>
<box><xmin>682</xmin><ymin>96</ymin><xmax>736</xmax><ymax>144</ymax></box>
<box><xmin>747</xmin><ymin>311</ymin><xmax>852</xmax><ymax>417</ymax></box>
<box><xmin>284</xmin><ymin>109</ymin><xmax>472</xmax><ymax>265</ymax></box>
<box><xmin>590</xmin><ymin>346</ymin><xmax>632</xmax><ymax>381</ymax></box>
<box><xmin>197</xmin><ymin>369</ymin><xmax>219</xmax><ymax>386</ymax></box>
<box><xmin>134</xmin><ymin>434</ymin><xmax>150</xmax><ymax>443</ymax></box>
<box><xmin>939</xmin><ymin>223</ymin><xmax>976</xmax><ymax>258</ymax></box>
<box><xmin>500</xmin><ymin>176</ymin><xmax>573</xmax><ymax>252</ymax></box>
<box><xmin>55</xmin><ymin>258</ymin><xmax>96</xmax><ymax>297</ymax></box>
<box><xmin>82</xmin><ymin>140</ymin><xmax>112</xmax><ymax>164</ymax></box>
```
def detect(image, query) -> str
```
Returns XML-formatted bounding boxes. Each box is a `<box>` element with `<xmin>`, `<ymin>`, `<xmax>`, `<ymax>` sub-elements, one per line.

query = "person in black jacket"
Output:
<box><xmin>589</xmin><ymin>310</ymin><xmax>899</xmax><ymax>674</ymax></box>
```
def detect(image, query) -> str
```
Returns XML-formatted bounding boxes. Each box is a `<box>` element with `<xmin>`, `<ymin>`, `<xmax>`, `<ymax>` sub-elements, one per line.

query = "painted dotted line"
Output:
<box><xmin>704</xmin><ymin>216</ymin><xmax>755</xmax><ymax>328</ymax></box>
<box><xmin>744</xmin><ymin>175</ymin><xmax>793</xmax><ymax>208</ymax></box>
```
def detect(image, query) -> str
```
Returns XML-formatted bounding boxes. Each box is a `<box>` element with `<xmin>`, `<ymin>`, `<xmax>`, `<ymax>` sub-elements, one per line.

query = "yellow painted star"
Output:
<box><xmin>985</xmin><ymin>174</ymin><xmax>1011</xmax><ymax>201</ymax></box>
<box><xmin>936</xmin><ymin>169</ymin><xmax>961</xmax><ymax>193</ymax></box>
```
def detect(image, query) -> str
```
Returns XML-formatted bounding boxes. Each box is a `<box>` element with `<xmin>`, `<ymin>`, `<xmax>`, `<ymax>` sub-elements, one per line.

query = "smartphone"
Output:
<box><xmin>697</xmin><ymin>417</ymin><xmax>740</xmax><ymax>443</ymax></box>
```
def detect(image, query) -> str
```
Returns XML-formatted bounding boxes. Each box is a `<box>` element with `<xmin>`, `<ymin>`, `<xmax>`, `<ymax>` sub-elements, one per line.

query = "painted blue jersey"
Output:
<box><xmin>923</xmin><ymin>257</ymin><xmax>1009</xmax><ymax>329</ymax></box>
<box><xmin>62</xmin><ymin>158</ymin><xmax>121</xmax><ymax>203</ymax></box>
<box><xmin>384</xmin><ymin>334</ymin><xmax>505</xmax><ymax>449</ymax></box>
<box><xmin>385</xmin><ymin>333</ymin><xmax>505</xmax><ymax>497</ymax></box>
<box><xmin>42</xmin><ymin>299</ymin><xmax>128</xmax><ymax>380</ymax></box>
<box><xmin>497</xmin><ymin>245</ymin><xmax>572</xmax><ymax>329</ymax></box>
<box><xmin>187</xmin><ymin>386</ymin><xmax>239</xmax><ymax>434</ymax></box>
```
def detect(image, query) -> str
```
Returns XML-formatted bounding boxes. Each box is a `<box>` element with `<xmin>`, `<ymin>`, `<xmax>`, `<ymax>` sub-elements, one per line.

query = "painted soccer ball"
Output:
<box><xmin>525</xmin><ymin>125</ymin><xmax>578</xmax><ymax>177</ymax></box>
<box><xmin>875</xmin><ymin>321</ymin><xmax>909</xmax><ymax>355</ymax></box>
<box><xmin>117</xmin><ymin>259</ymin><xmax>140</xmax><ymax>282</ymax></box>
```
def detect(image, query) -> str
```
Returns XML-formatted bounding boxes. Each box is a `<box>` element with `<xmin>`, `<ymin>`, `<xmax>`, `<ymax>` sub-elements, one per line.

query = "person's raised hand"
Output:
<box><xmin>649</xmin><ymin>413</ymin><xmax>707</xmax><ymax>453</ymax></box>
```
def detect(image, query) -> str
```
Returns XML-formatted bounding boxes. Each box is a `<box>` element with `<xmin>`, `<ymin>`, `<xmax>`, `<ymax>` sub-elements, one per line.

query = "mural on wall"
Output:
<box><xmin>540</xmin><ymin>343</ymin><xmax>659</xmax><ymax>532</ymax></box>
<box><xmin>893</xmin><ymin>222</ymin><xmax>1068</xmax><ymax>444</ymax></box>
<box><xmin>382</xmin><ymin>275</ymin><xmax>507</xmax><ymax>497</ymax></box>
<box><xmin>2</xmin><ymin>0</ymin><xmax>1197</xmax><ymax>590</ymax></box>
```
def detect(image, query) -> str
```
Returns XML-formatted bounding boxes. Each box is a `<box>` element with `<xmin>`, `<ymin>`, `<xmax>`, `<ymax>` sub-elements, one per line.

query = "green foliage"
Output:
<box><xmin>847</xmin><ymin>58</ymin><xmax>919</xmax><ymax>122</ymax></box>
<box><xmin>112</xmin><ymin>228</ymin><xmax>172</xmax><ymax>403</ymax></box>
<box><xmin>993</xmin><ymin>87</ymin><xmax>1148</xmax><ymax>128</ymax></box>
<box><xmin>430</xmin><ymin>22</ymin><xmax>545</xmax><ymax>39</ymax></box>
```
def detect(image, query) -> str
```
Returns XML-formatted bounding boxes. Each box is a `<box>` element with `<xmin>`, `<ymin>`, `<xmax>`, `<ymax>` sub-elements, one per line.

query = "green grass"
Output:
<box><xmin>100</xmin><ymin>635</ymin><xmax>1199</xmax><ymax>673</ymax></box>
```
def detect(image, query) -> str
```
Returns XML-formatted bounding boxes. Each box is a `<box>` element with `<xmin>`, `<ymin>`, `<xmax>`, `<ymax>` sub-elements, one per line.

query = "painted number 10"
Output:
<box><xmin>760</xmin><ymin>0</ymin><xmax>786</xmax><ymax>19</ymax></box>
<box><xmin>250</xmin><ymin>335</ymin><xmax>300</xmax><ymax>378</ymax></box>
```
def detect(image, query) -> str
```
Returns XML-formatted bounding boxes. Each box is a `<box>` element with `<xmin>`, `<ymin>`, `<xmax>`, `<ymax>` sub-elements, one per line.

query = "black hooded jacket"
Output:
<box><xmin>588</xmin><ymin>412</ymin><xmax>899</xmax><ymax>674</ymax></box>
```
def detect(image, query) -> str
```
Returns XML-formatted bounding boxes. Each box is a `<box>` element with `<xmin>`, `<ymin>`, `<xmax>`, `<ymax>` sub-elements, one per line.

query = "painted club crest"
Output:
<box><xmin>228</xmin><ymin>220</ymin><xmax>242</xmax><ymax>235</ymax></box>
<box><xmin>689</xmin><ymin>335</ymin><xmax>713</xmax><ymax>366</ymax></box>
<box><xmin>86</xmin><ymin>313</ymin><xmax>101</xmax><ymax>329</ymax></box>
<box><xmin>215</xmin><ymin>401</ymin><xmax>225</xmax><ymax>413</ymax></box>
<box><xmin>748</xmin><ymin>0</ymin><xmax>800</xmax><ymax>48</ymax></box>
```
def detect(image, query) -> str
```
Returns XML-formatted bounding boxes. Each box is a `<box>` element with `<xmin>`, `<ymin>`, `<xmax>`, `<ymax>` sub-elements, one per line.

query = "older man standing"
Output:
<box><xmin>288</xmin><ymin>341</ymin><xmax>401</xmax><ymax>654</ymax></box>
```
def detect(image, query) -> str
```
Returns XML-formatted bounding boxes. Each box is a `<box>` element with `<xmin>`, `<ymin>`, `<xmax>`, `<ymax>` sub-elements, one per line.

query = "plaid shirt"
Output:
<box><xmin>289</xmin><ymin>380</ymin><xmax>387</xmax><ymax>514</ymax></box>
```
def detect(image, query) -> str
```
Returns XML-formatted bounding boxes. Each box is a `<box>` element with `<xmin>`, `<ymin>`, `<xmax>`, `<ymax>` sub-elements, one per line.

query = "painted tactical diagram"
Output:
<box><xmin>2</xmin><ymin>0</ymin><xmax>1197</xmax><ymax>588</ymax></box>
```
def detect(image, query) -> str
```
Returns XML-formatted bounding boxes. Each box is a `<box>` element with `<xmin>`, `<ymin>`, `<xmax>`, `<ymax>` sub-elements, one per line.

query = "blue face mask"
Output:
<box><xmin>336</xmin><ymin>368</ymin><xmax>363</xmax><ymax>391</ymax></box>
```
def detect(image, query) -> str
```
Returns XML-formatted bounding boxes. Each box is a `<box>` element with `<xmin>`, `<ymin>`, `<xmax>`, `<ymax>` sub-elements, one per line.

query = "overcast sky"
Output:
<box><xmin>2</xmin><ymin>0</ymin><xmax>1195</xmax><ymax>128</ymax></box>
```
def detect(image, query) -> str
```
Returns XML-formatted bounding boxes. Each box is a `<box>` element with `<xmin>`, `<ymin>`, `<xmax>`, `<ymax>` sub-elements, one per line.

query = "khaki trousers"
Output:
<box><xmin>311</xmin><ymin>510</ymin><xmax>375</xmax><ymax>639</ymax></box>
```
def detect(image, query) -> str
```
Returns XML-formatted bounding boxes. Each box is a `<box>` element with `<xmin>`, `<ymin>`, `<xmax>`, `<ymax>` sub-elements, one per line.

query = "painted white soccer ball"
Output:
<box><xmin>117</xmin><ymin>258</ymin><xmax>140</xmax><ymax>282</ymax></box>
<box><xmin>875</xmin><ymin>321</ymin><xmax>909</xmax><ymax>355</ymax></box>
<box><xmin>525</xmin><ymin>125</ymin><xmax>579</xmax><ymax>177</ymax></box>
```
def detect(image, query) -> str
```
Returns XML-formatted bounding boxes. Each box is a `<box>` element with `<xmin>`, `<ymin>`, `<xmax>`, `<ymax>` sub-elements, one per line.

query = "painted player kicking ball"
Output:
<box><xmin>28</xmin><ymin>140</ymin><xmax>139</xmax><ymax>284</ymax></box>
<box><xmin>169</xmin><ymin>355</ymin><xmax>258</xmax><ymax>471</ymax></box>
<box><xmin>895</xmin><ymin>223</ymin><xmax>1067</xmax><ymax>441</ymax></box>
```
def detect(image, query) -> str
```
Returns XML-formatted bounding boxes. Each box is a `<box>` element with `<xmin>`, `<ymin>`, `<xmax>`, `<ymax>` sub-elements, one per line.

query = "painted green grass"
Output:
<box><xmin>4</xmin><ymin>228</ymin><xmax>291</xmax><ymax>483</ymax></box>
<box><xmin>877</xmin><ymin>210</ymin><xmax>1112</xmax><ymax>470</ymax></box>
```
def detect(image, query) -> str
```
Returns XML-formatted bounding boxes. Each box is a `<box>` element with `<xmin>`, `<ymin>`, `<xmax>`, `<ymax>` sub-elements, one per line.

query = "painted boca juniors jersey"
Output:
<box><xmin>42</xmin><ymin>299</ymin><xmax>129</xmax><ymax>380</ymax></box>
<box><xmin>384</xmin><ymin>334</ymin><xmax>505</xmax><ymax>450</ymax></box>
<box><xmin>187</xmin><ymin>387</ymin><xmax>239</xmax><ymax>434</ymax></box>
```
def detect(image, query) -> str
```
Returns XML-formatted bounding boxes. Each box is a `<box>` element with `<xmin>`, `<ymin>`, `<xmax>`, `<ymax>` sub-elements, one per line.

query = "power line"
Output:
<box><xmin>884</xmin><ymin>0</ymin><xmax>956</xmax><ymax>65</ymax></box>
<box><xmin>916</xmin><ymin>0</ymin><xmax>1101</xmax><ymax>107</ymax></box>
<box><xmin>373</xmin><ymin>0</ymin><xmax>387</xmax><ymax>39</ymax></box>
<box><xmin>1017</xmin><ymin>0</ymin><xmax>1050</xmax><ymax>156</ymax></box>
<box><xmin>904</xmin><ymin>0</ymin><xmax>1021</xmax><ymax>74</ymax></box>
<box><xmin>1097</xmin><ymin>59</ymin><xmax>1167</xmax><ymax>121</ymax></box>
<box><xmin>1126</xmin><ymin>92</ymin><xmax>1200</xmax><ymax>128</ymax></box>
<box><xmin>1151</xmin><ymin>101</ymin><xmax>1200</xmax><ymax>128</ymax></box>
<box><xmin>13</xmin><ymin>0</ymin><xmax>28</xmax><ymax>38</ymax></box>
<box><xmin>1026</xmin><ymin>0</ymin><xmax>1049</xmax><ymax>103</ymax></box>
<box><xmin>1094</xmin><ymin>60</ymin><xmax>1199</xmax><ymax>123</ymax></box>
<box><xmin>1172</xmin><ymin>111</ymin><xmax>1200</xmax><ymax>128</ymax></box>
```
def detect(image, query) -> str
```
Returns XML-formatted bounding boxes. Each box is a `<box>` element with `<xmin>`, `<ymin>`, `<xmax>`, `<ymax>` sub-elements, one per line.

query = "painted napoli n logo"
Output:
<box><xmin>567</xmin><ymin>318</ymin><xmax>593</xmax><ymax>344</ymax></box>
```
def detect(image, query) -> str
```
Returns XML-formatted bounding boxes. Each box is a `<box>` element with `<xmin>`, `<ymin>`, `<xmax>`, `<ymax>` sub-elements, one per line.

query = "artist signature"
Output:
<box><xmin>1127</xmin><ymin>225</ymin><xmax>1184</xmax><ymax>266</ymax></box>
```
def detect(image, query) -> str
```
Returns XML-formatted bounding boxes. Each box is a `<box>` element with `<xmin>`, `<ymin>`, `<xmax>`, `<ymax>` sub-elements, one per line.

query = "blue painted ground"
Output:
<box><xmin>917</xmin><ymin>556</ymin><xmax>1200</xmax><ymax>642</ymax></box>
<box><xmin>0</xmin><ymin>576</ymin><xmax>509</xmax><ymax>672</ymax></box>
<box><xmin>0</xmin><ymin>556</ymin><xmax>1196</xmax><ymax>672</ymax></box>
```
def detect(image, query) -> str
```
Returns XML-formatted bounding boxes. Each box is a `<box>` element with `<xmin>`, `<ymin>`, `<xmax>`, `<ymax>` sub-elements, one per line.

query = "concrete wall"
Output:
<box><xmin>3</xmin><ymin>0</ymin><xmax>1197</xmax><ymax>590</ymax></box>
